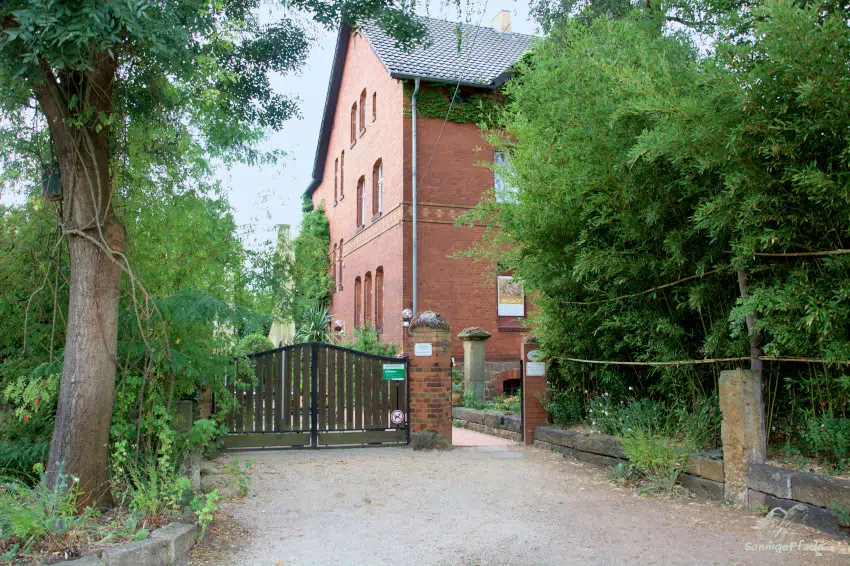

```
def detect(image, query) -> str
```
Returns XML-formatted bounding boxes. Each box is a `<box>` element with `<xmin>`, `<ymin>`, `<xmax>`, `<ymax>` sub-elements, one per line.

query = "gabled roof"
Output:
<box><xmin>361</xmin><ymin>17</ymin><xmax>535</xmax><ymax>88</ymax></box>
<box><xmin>303</xmin><ymin>17</ymin><xmax>536</xmax><ymax>199</ymax></box>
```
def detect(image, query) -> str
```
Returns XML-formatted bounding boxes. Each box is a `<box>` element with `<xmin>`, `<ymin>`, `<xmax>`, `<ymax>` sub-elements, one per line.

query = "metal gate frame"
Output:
<box><xmin>221</xmin><ymin>342</ymin><xmax>410</xmax><ymax>449</ymax></box>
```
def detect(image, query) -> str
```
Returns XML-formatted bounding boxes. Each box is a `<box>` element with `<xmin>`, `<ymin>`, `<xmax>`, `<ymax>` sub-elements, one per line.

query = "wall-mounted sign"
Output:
<box><xmin>497</xmin><ymin>276</ymin><xmax>525</xmax><ymax>317</ymax></box>
<box><xmin>391</xmin><ymin>410</ymin><xmax>405</xmax><ymax>425</ymax></box>
<box><xmin>526</xmin><ymin>362</ymin><xmax>546</xmax><ymax>377</ymax></box>
<box><xmin>414</xmin><ymin>343</ymin><xmax>433</xmax><ymax>357</ymax></box>
<box><xmin>527</xmin><ymin>349</ymin><xmax>544</xmax><ymax>362</ymax></box>
<box><xmin>382</xmin><ymin>363</ymin><xmax>405</xmax><ymax>380</ymax></box>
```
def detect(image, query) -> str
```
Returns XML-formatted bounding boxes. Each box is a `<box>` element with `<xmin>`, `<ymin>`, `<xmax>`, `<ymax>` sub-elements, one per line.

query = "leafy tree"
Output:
<box><xmin>466</xmin><ymin>1</ymin><xmax>850</xmax><ymax>445</ymax></box>
<box><xmin>0</xmin><ymin>0</ymin><xmax>424</xmax><ymax>504</ymax></box>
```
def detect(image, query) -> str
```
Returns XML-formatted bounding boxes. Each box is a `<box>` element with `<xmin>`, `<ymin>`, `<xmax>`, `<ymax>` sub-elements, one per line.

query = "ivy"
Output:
<box><xmin>402</xmin><ymin>81</ymin><xmax>503</xmax><ymax>126</ymax></box>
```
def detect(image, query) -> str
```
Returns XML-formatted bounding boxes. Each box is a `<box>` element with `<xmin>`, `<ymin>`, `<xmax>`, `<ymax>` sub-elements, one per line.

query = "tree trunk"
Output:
<box><xmin>736</xmin><ymin>269</ymin><xmax>767</xmax><ymax>464</ymax></box>
<box><xmin>36</xmin><ymin>57</ymin><xmax>124</xmax><ymax>507</ymax></box>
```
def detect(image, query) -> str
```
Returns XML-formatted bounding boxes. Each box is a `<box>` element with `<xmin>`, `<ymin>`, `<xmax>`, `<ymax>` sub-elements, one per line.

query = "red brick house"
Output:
<box><xmin>304</xmin><ymin>13</ymin><xmax>535</xmax><ymax>362</ymax></box>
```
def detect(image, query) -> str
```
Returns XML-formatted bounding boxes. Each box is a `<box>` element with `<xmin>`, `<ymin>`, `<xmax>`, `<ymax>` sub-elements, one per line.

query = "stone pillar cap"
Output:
<box><xmin>457</xmin><ymin>327</ymin><xmax>492</xmax><ymax>341</ymax></box>
<box><xmin>522</xmin><ymin>335</ymin><xmax>538</xmax><ymax>345</ymax></box>
<box><xmin>409</xmin><ymin>311</ymin><xmax>449</xmax><ymax>331</ymax></box>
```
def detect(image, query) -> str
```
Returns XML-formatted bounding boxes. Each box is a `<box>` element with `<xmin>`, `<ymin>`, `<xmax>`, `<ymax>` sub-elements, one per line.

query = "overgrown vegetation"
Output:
<box><xmin>338</xmin><ymin>323</ymin><xmax>399</xmax><ymax>357</ymax></box>
<box><xmin>461</xmin><ymin>0</ymin><xmax>850</xmax><ymax>471</ymax></box>
<box><xmin>462</xmin><ymin>390</ymin><xmax>521</xmax><ymax>415</ymax></box>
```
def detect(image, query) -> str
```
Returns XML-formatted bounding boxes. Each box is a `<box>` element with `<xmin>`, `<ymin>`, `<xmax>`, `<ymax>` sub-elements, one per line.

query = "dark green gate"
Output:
<box><xmin>222</xmin><ymin>343</ymin><xmax>410</xmax><ymax>449</ymax></box>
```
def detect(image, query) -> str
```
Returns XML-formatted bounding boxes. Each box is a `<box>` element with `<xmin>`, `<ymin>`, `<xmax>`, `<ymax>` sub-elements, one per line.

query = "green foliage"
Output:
<box><xmin>236</xmin><ymin>334</ymin><xmax>275</xmax><ymax>356</ymax></box>
<box><xmin>339</xmin><ymin>323</ymin><xmax>399</xmax><ymax>356</ymax></box>
<box><xmin>462</xmin><ymin>390</ymin><xmax>487</xmax><ymax>410</ymax></box>
<box><xmin>605</xmin><ymin>461</ymin><xmax>636</xmax><ymax>486</ymax></box>
<box><xmin>222</xmin><ymin>458</ymin><xmax>254</xmax><ymax>498</ymax></box>
<box><xmin>464</xmin><ymin>2</ymin><xmax>850</xmax><ymax>462</ymax></box>
<box><xmin>827</xmin><ymin>499</ymin><xmax>850</xmax><ymax>529</ymax></box>
<box><xmin>797</xmin><ymin>415</ymin><xmax>850</xmax><ymax>468</ymax></box>
<box><xmin>403</xmin><ymin>82</ymin><xmax>503</xmax><ymax>125</ymax></box>
<box><xmin>0</xmin><ymin>463</ymin><xmax>86</xmax><ymax>552</ymax></box>
<box><xmin>295</xmin><ymin>304</ymin><xmax>333</xmax><ymax>344</ymax></box>
<box><xmin>191</xmin><ymin>491</ymin><xmax>220</xmax><ymax>536</ymax></box>
<box><xmin>621</xmin><ymin>428</ymin><xmax>688</xmax><ymax>493</ymax></box>
<box><xmin>545</xmin><ymin>391</ymin><xmax>584</xmax><ymax>426</ymax></box>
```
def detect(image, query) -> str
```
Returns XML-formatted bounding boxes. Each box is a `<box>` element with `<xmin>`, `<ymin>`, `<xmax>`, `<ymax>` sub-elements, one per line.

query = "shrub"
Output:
<box><xmin>621</xmin><ymin>428</ymin><xmax>688</xmax><ymax>492</ymax></box>
<box><xmin>462</xmin><ymin>390</ymin><xmax>486</xmax><ymax>410</ymax></box>
<box><xmin>546</xmin><ymin>391</ymin><xmax>583</xmax><ymax>426</ymax></box>
<box><xmin>0</xmin><ymin>463</ymin><xmax>87</xmax><ymax>554</ymax></box>
<box><xmin>338</xmin><ymin>323</ymin><xmax>399</xmax><ymax>356</ymax></box>
<box><xmin>798</xmin><ymin>414</ymin><xmax>850</xmax><ymax>467</ymax></box>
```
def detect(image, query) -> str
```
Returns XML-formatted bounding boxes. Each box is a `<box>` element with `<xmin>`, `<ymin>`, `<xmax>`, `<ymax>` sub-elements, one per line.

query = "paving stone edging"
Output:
<box><xmin>452</xmin><ymin>407</ymin><xmax>522</xmax><ymax>442</ymax></box>
<box><xmin>63</xmin><ymin>522</ymin><xmax>199</xmax><ymax>566</ymax></box>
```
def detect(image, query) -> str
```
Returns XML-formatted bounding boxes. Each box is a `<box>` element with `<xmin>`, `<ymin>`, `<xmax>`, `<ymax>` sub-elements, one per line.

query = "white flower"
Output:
<box><xmin>73</xmin><ymin>477</ymin><xmax>80</xmax><ymax>483</ymax></box>
<box><xmin>592</xmin><ymin>421</ymin><xmax>596</xmax><ymax>425</ymax></box>
<box><xmin>628</xmin><ymin>386</ymin><xmax>633</xmax><ymax>391</ymax></box>
<box><xmin>584</xmin><ymin>390</ymin><xmax>588</xmax><ymax>394</ymax></box>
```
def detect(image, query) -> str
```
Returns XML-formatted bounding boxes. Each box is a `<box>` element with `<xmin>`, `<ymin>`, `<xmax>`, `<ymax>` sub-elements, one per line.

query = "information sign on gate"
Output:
<box><xmin>382</xmin><ymin>363</ymin><xmax>405</xmax><ymax>380</ymax></box>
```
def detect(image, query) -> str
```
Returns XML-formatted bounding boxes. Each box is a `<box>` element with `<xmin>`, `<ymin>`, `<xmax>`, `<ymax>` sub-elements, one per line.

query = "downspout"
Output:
<box><xmin>411</xmin><ymin>78</ymin><xmax>420</xmax><ymax>316</ymax></box>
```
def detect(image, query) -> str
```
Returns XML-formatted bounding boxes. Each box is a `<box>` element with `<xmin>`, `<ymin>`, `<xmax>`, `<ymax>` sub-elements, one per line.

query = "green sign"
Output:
<box><xmin>382</xmin><ymin>363</ymin><xmax>405</xmax><ymax>381</ymax></box>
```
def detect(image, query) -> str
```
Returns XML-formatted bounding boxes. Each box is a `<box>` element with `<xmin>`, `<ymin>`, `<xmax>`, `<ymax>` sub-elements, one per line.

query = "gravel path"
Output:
<box><xmin>196</xmin><ymin>443</ymin><xmax>848</xmax><ymax>565</ymax></box>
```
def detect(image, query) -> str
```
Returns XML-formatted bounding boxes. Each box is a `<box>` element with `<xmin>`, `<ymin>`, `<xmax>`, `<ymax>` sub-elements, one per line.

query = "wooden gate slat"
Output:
<box><xmin>254</xmin><ymin>356</ymin><xmax>264</xmax><ymax>432</ymax></box>
<box><xmin>235</xmin><ymin>383</ymin><xmax>244</xmax><ymax>432</ymax></box>
<box><xmin>226</xmin><ymin>377</ymin><xmax>234</xmax><ymax>431</ymax></box>
<box><xmin>333</xmin><ymin>349</ymin><xmax>342</xmax><ymax>430</ymax></box>
<box><xmin>273</xmin><ymin>351</ymin><xmax>282</xmax><ymax>431</ymax></box>
<box><xmin>245</xmin><ymin>366</ymin><xmax>254</xmax><ymax>433</ymax></box>
<box><xmin>283</xmin><ymin>350</ymin><xmax>292</xmax><ymax>431</ymax></box>
<box><xmin>340</xmin><ymin>349</ymin><xmax>350</xmax><ymax>429</ymax></box>
<box><xmin>301</xmin><ymin>345</ymin><xmax>310</xmax><ymax>431</ymax></box>
<box><xmin>373</xmin><ymin>358</ymin><xmax>383</xmax><ymax>428</ymax></box>
<box><xmin>355</xmin><ymin>355</ymin><xmax>363</xmax><ymax>429</ymax></box>
<box><xmin>320</xmin><ymin>347</ymin><xmax>330</xmax><ymax>430</ymax></box>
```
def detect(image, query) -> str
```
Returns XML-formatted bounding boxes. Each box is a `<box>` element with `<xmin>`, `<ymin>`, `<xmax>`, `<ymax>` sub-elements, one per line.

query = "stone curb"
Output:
<box><xmin>749</xmin><ymin>463</ymin><xmax>850</xmax><ymax>510</ymax></box>
<box><xmin>62</xmin><ymin>522</ymin><xmax>200</xmax><ymax>566</ymax></box>
<box><xmin>451</xmin><ymin>407</ymin><xmax>522</xmax><ymax>433</ymax></box>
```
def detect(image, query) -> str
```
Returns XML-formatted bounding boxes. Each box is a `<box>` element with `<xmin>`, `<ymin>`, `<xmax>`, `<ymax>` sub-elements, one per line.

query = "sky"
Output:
<box><xmin>227</xmin><ymin>0</ymin><xmax>541</xmax><ymax>250</ymax></box>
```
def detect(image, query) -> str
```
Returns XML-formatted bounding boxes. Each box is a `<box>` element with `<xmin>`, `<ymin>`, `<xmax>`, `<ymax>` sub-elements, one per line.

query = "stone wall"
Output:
<box><xmin>452</xmin><ymin>407</ymin><xmax>522</xmax><ymax>442</ymax></box>
<box><xmin>532</xmin><ymin>425</ymin><xmax>850</xmax><ymax>535</ymax></box>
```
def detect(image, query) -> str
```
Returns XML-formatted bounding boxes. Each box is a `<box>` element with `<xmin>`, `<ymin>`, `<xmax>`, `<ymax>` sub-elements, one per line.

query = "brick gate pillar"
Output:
<box><xmin>407</xmin><ymin>311</ymin><xmax>452</xmax><ymax>438</ymax></box>
<box><xmin>521</xmin><ymin>336</ymin><xmax>548</xmax><ymax>445</ymax></box>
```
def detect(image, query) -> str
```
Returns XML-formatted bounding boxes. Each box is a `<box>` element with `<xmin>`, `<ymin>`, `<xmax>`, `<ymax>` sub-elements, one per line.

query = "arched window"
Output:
<box><xmin>372</xmin><ymin>159</ymin><xmax>383</xmax><ymax>217</ymax></box>
<box><xmin>372</xmin><ymin>92</ymin><xmax>376</xmax><ymax>122</ymax></box>
<box><xmin>350</xmin><ymin>103</ymin><xmax>357</xmax><ymax>145</ymax></box>
<box><xmin>354</xmin><ymin>276</ymin><xmax>362</xmax><ymax>328</ymax></box>
<box><xmin>339</xmin><ymin>151</ymin><xmax>344</xmax><ymax>198</ymax></box>
<box><xmin>359</xmin><ymin>89</ymin><xmax>367</xmax><ymax>133</ymax></box>
<box><xmin>356</xmin><ymin>176</ymin><xmax>365</xmax><ymax>227</ymax></box>
<box><xmin>332</xmin><ymin>244</ymin><xmax>337</xmax><ymax>290</ymax></box>
<box><xmin>364</xmin><ymin>271</ymin><xmax>372</xmax><ymax>326</ymax></box>
<box><xmin>375</xmin><ymin>267</ymin><xmax>384</xmax><ymax>332</ymax></box>
<box><xmin>338</xmin><ymin>239</ymin><xmax>343</xmax><ymax>290</ymax></box>
<box><xmin>334</xmin><ymin>158</ymin><xmax>339</xmax><ymax>203</ymax></box>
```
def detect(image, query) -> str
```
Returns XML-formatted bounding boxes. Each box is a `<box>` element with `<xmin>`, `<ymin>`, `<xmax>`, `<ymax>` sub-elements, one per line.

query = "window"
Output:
<box><xmin>356</xmin><ymin>176</ymin><xmax>365</xmax><ymax>227</ymax></box>
<box><xmin>364</xmin><ymin>271</ymin><xmax>372</xmax><ymax>326</ymax></box>
<box><xmin>334</xmin><ymin>158</ymin><xmax>339</xmax><ymax>203</ymax></box>
<box><xmin>354</xmin><ymin>276</ymin><xmax>362</xmax><ymax>328</ymax></box>
<box><xmin>372</xmin><ymin>92</ymin><xmax>376</xmax><ymax>122</ymax></box>
<box><xmin>372</xmin><ymin>160</ymin><xmax>383</xmax><ymax>217</ymax></box>
<box><xmin>339</xmin><ymin>151</ymin><xmax>344</xmax><ymax>198</ymax></box>
<box><xmin>350</xmin><ymin>103</ymin><xmax>357</xmax><ymax>145</ymax></box>
<box><xmin>375</xmin><ymin>267</ymin><xmax>384</xmax><ymax>332</ymax></box>
<box><xmin>494</xmin><ymin>151</ymin><xmax>518</xmax><ymax>203</ymax></box>
<box><xmin>338</xmin><ymin>239</ymin><xmax>343</xmax><ymax>290</ymax></box>
<box><xmin>359</xmin><ymin>90</ymin><xmax>366</xmax><ymax>133</ymax></box>
<box><xmin>332</xmin><ymin>244</ymin><xmax>337</xmax><ymax>290</ymax></box>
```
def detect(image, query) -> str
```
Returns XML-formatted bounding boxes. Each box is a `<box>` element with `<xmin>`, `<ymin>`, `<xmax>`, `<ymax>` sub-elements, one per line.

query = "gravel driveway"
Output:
<box><xmin>194</xmin><ymin>442</ymin><xmax>848</xmax><ymax>565</ymax></box>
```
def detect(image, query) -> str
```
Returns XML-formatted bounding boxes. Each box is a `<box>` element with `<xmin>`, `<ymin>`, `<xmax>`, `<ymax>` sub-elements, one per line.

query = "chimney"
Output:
<box><xmin>489</xmin><ymin>10</ymin><xmax>512</xmax><ymax>33</ymax></box>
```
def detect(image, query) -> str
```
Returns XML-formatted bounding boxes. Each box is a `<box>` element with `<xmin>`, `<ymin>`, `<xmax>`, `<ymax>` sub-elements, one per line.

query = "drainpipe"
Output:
<box><xmin>411</xmin><ymin>78</ymin><xmax>420</xmax><ymax>317</ymax></box>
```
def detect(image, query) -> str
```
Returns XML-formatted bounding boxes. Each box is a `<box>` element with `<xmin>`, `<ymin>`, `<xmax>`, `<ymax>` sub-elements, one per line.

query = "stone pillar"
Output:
<box><xmin>457</xmin><ymin>327</ymin><xmax>492</xmax><ymax>401</ymax></box>
<box><xmin>719</xmin><ymin>369</ymin><xmax>767</xmax><ymax>503</ymax></box>
<box><xmin>407</xmin><ymin>311</ymin><xmax>453</xmax><ymax>439</ymax></box>
<box><xmin>521</xmin><ymin>337</ymin><xmax>548</xmax><ymax>445</ymax></box>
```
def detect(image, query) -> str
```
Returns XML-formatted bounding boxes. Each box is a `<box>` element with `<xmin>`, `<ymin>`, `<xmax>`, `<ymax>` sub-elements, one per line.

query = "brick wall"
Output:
<box><xmin>408</xmin><ymin>324</ymin><xmax>452</xmax><ymax>438</ymax></box>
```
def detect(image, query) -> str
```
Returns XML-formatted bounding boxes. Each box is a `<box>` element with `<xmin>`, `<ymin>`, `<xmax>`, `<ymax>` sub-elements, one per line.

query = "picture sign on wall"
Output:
<box><xmin>497</xmin><ymin>276</ymin><xmax>525</xmax><ymax>317</ymax></box>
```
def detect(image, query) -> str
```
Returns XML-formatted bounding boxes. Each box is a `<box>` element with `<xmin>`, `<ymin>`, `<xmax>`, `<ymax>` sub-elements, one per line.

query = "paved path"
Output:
<box><xmin>451</xmin><ymin>426</ymin><xmax>516</xmax><ymax>447</ymax></box>
<box><xmin>195</xmin><ymin>442</ymin><xmax>848</xmax><ymax>566</ymax></box>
